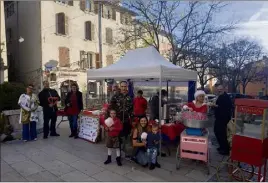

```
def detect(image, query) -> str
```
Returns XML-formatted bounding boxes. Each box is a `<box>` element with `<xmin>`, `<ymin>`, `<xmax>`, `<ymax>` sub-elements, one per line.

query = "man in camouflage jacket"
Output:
<box><xmin>110</xmin><ymin>81</ymin><xmax>133</xmax><ymax>138</ymax></box>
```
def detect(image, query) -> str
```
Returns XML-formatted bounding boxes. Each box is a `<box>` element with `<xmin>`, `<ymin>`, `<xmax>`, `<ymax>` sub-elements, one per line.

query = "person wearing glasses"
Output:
<box><xmin>18</xmin><ymin>84</ymin><xmax>39</xmax><ymax>142</ymax></box>
<box><xmin>38</xmin><ymin>81</ymin><xmax>61</xmax><ymax>139</ymax></box>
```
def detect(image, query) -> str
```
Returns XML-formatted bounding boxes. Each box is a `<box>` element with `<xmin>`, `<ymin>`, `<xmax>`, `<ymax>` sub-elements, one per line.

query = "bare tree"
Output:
<box><xmin>211</xmin><ymin>38</ymin><xmax>263</xmax><ymax>93</ymax></box>
<box><xmin>117</xmin><ymin>0</ymin><xmax>235</xmax><ymax>91</ymax></box>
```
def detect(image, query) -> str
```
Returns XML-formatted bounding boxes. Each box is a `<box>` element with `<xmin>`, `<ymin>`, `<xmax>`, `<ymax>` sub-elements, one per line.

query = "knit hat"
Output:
<box><xmin>194</xmin><ymin>90</ymin><xmax>206</xmax><ymax>99</ymax></box>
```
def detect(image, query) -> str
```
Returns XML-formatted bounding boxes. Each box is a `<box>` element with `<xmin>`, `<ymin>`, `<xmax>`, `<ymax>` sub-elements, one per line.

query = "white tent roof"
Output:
<box><xmin>87</xmin><ymin>46</ymin><xmax>197</xmax><ymax>81</ymax></box>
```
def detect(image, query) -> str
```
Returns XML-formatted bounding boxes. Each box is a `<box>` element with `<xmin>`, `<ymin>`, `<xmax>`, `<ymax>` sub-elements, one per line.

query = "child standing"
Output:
<box><xmin>104</xmin><ymin>109</ymin><xmax>123</xmax><ymax>166</ymax></box>
<box><xmin>146</xmin><ymin>124</ymin><xmax>161</xmax><ymax>170</ymax></box>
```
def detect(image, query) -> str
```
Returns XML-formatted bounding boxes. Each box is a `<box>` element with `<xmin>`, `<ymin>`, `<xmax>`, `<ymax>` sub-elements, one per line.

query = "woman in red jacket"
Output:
<box><xmin>183</xmin><ymin>90</ymin><xmax>208</xmax><ymax>113</ymax></box>
<box><xmin>104</xmin><ymin>109</ymin><xmax>123</xmax><ymax>166</ymax></box>
<box><xmin>133</xmin><ymin>90</ymin><xmax>148</xmax><ymax>117</ymax></box>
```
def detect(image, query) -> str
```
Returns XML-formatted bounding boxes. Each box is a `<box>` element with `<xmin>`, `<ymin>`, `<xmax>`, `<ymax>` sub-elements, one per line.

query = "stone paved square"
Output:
<box><xmin>0</xmin><ymin>121</ymin><xmax>228</xmax><ymax>182</ymax></box>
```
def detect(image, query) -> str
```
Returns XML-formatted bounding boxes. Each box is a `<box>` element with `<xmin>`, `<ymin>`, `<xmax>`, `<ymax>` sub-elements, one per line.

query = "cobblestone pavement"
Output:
<box><xmin>1</xmin><ymin>121</ymin><xmax>228</xmax><ymax>182</ymax></box>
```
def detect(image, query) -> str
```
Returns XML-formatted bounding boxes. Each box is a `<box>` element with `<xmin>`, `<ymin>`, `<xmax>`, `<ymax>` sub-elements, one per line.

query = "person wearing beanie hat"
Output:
<box><xmin>183</xmin><ymin>90</ymin><xmax>208</xmax><ymax>113</ymax></box>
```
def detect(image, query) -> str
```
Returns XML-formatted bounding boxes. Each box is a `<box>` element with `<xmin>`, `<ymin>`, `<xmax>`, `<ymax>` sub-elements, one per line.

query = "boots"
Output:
<box><xmin>116</xmin><ymin>157</ymin><xmax>122</xmax><ymax>166</ymax></box>
<box><xmin>73</xmin><ymin>129</ymin><xmax>78</xmax><ymax>139</ymax></box>
<box><xmin>104</xmin><ymin>155</ymin><xmax>111</xmax><ymax>165</ymax></box>
<box><xmin>149</xmin><ymin>163</ymin><xmax>155</xmax><ymax>170</ymax></box>
<box><xmin>155</xmin><ymin>161</ymin><xmax>161</xmax><ymax>168</ymax></box>
<box><xmin>69</xmin><ymin>130</ymin><xmax>74</xmax><ymax>138</ymax></box>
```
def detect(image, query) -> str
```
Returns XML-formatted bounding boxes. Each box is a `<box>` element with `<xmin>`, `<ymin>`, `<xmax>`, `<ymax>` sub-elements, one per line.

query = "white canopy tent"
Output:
<box><xmin>87</xmin><ymin>46</ymin><xmax>197</xmax><ymax>82</ymax></box>
<box><xmin>87</xmin><ymin>46</ymin><xmax>197</xmax><ymax>155</ymax></box>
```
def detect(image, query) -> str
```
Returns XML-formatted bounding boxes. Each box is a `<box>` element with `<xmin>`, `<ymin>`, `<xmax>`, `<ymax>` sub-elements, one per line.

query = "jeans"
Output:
<box><xmin>68</xmin><ymin>115</ymin><xmax>78</xmax><ymax>133</ymax></box>
<box><xmin>43</xmin><ymin>111</ymin><xmax>57</xmax><ymax>137</ymax></box>
<box><xmin>22</xmin><ymin>121</ymin><xmax>37</xmax><ymax>141</ymax></box>
<box><xmin>147</xmin><ymin>147</ymin><xmax>158</xmax><ymax>164</ymax></box>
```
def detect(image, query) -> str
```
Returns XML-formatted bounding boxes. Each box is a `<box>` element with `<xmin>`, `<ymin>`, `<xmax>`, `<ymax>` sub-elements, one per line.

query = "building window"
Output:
<box><xmin>94</xmin><ymin>3</ymin><xmax>99</xmax><ymax>14</ymax></box>
<box><xmin>95</xmin><ymin>53</ymin><xmax>101</xmax><ymax>69</ymax></box>
<box><xmin>106</xmin><ymin>55</ymin><xmax>113</xmax><ymax>66</ymax></box>
<box><xmin>56</xmin><ymin>13</ymin><xmax>68</xmax><ymax>35</ymax></box>
<box><xmin>120</xmin><ymin>13</ymin><xmax>130</xmax><ymax>25</ymax></box>
<box><xmin>59</xmin><ymin>47</ymin><xmax>70</xmax><ymax>67</ymax></box>
<box><xmin>106</xmin><ymin>28</ymin><xmax>113</xmax><ymax>45</ymax></box>
<box><xmin>80</xmin><ymin>0</ymin><xmax>93</xmax><ymax>12</ymax></box>
<box><xmin>55</xmin><ymin>0</ymin><xmax>73</xmax><ymax>6</ymax></box>
<box><xmin>112</xmin><ymin>9</ymin><xmax>116</xmax><ymax>20</ymax></box>
<box><xmin>6</xmin><ymin>28</ymin><xmax>12</xmax><ymax>43</ymax></box>
<box><xmin>85</xmin><ymin>21</ymin><xmax>94</xmax><ymax>41</ymax></box>
<box><xmin>79</xmin><ymin>51</ymin><xmax>93</xmax><ymax>69</ymax></box>
<box><xmin>4</xmin><ymin>1</ymin><xmax>15</xmax><ymax>18</ymax></box>
<box><xmin>50</xmin><ymin>73</ymin><xmax>57</xmax><ymax>82</ymax></box>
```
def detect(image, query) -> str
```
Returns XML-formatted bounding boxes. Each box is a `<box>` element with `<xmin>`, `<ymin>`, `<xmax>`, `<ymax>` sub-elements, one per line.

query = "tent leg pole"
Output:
<box><xmin>159</xmin><ymin>69</ymin><xmax>162</xmax><ymax>158</ymax></box>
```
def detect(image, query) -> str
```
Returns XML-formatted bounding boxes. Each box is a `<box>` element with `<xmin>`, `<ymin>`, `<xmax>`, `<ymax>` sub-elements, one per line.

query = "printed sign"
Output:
<box><xmin>182</xmin><ymin>137</ymin><xmax>207</xmax><ymax>144</ymax></box>
<box><xmin>237</xmin><ymin>106</ymin><xmax>264</xmax><ymax>115</ymax></box>
<box><xmin>78</xmin><ymin>116</ymin><xmax>99</xmax><ymax>143</ymax></box>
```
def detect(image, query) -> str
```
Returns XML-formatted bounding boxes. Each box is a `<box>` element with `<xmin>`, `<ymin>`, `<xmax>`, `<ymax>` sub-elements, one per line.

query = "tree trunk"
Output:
<box><xmin>242</xmin><ymin>85</ymin><xmax>246</xmax><ymax>94</ymax></box>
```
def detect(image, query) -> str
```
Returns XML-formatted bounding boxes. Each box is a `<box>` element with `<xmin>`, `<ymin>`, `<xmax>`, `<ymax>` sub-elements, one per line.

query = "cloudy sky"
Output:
<box><xmin>218</xmin><ymin>1</ymin><xmax>268</xmax><ymax>51</ymax></box>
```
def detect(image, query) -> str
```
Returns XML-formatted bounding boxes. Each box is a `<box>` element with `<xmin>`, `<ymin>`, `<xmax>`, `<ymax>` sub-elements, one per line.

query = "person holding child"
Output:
<box><xmin>104</xmin><ymin>109</ymin><xmax>123</xmax><ymax>166</ymax></box>
<box><xmin>145</xmin><ymin>124</ymin><xmax>161</xmax><ymax>170</ymax></box>
<box><xmin>132</xmin><ymin>116</ymin><xmax>161</xmax><ymax>168</ymax></box>
<box><xmin>18</xmin><ymin>84</ymin><xmax>39</xmax><ymax>142</ymax></box>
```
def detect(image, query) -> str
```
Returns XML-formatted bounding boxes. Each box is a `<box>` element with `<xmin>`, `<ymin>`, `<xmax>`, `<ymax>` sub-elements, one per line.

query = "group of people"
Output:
<box><xmin>103</xmin><ymin>81</ymin><xmax>163</xmax><ymax>169</ymax></box>
<box><xmin>104</xmin><ymin>82</ymin><xmax>232</xmax><ymax>170</ymax></box>
<box><xmin>18</xmin><ymin>81</ymin><xmax>83</xmax><ymax>141</ymax></box>
<box><xmin>18</xmin><ymin>79</ymin><xmax>232</xmax><ymax>171</ymax></box>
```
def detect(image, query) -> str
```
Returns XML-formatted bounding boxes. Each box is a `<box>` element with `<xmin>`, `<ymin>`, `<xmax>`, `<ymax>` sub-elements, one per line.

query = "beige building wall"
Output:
<box><xmin>40</xmin><ymin>1</ymin><xmax>129</xmax><ymax>93</ymax></box>
<box><xmin>0</xmin><ymin>1</ymin><xmax>8</xmax><ymax>82</ymax></box>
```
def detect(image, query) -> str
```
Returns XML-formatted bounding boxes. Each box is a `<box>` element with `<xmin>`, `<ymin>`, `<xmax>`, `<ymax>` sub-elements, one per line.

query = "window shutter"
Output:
<box><xmin>59</xmin><ymin>47</ymin><xmax>64</xmax><ymax>67</ymax></box>
<box><xmin>91</xmin><ymin>23</ymin><xmax>95</xmax><ymax>41</ymax></box>
<box><xmin>79</xmin><ymin>50</ymin><xmax>84</xmax><ymax>69</ymax></box>
<box><xmin>59</xmin><ymin>47</ymin><xmax>70</xmax><ymax>67</ymax></box>
<box><xmin>90</xmin><ymin>0</ymin><xmax>94</xmax><ymax>12</ymax></box>
<box><xmin>80</xmin><ymin>0</ymin><xmax>85</xmax><ymax>11</ymax></box>
<box><xmin>66</xmin><ymin>48</ymin><xmax>70</xmax><ymax>66</ymax></box>
<box><xmin>56</xmin><ymin>14</ymin><xmax>59</xmax><ymax>33</ymax></box>
<box><xmin>68</xmin><ymin>1</ymin><xmax>73</xmax><ymax>6</ymax></box>
<box><xmin>64</xmin><ymin>15</ymin><xmax>69</xmax><ymax>35</ymax></box>
<box><xmin>112</xmin><ymin>9</ymin><xmax>116</xmax><ymax>20</ymax></box>
<box><xmin>94</xmin><ymin>3</ymin><xmax>98</xmax><ymax>14</ymax></box>
<box><xmin>102</xmin><ymin>5</ymin><xmax>105</xmax><ymax>18</ymax></box>
<box><xmin>85</xmin><ymin>21</ymin><xmax>91</xmax><ymax>40</ymax></box>
<box><xmin>89</xmin><ymin>53</ymin><xmax>93</xmax><ymax>69</ymax></box>
<box><xmin>95</xmin><ymin>53</ymin><xmax>100</xmax><ymax>69</ymax></box>
<box><xmin>106</xmin><ymin>28</ymin><xmax>113</xmax><ymax>44</ymax></box>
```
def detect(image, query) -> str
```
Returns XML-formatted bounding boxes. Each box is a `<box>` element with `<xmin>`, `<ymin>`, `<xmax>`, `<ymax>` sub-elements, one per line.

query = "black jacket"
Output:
<box><xmin>149</xmin><ymin>95</ymin><xmax>167</xmax><ymax>120</ymax></box>
<box><xmin>65</xmin><ymin>91</ymin><xmax>83</xmax><ymax>112</ymax></box>
<box><xmin>38</xmin><ymin>88</ymin><xmax>61</xmax><ymax>112</ymax></box>
<box><xmin>215</xmin><ymin>92</ymin><xmax>232</xmax><ymax>121</ymax></box>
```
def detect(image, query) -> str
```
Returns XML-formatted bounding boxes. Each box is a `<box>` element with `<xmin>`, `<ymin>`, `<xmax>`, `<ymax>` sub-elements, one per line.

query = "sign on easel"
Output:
<box><xmin>78</xmin><ymin>116</ymin><xmax>100</xmax><ymax>143</ymax></box>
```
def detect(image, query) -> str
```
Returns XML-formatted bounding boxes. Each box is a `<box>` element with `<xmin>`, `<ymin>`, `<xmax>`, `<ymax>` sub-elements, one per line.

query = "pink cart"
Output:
<box><xmin>176</xmin><ymin>111</ymin><xmax>212</xmax><ymax>175</ymax></box>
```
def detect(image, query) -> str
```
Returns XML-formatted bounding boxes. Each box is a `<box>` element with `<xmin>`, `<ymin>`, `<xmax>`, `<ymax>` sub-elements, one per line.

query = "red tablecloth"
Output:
<box><xmin>56</xmin><ymin>110</ymin><xmax>93</xmax><ymax>116</ymax></box>
<box><xmin>161</xmin><ymin>123</ymin><xmax>185</xmax><ymax>141</ymax></box>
